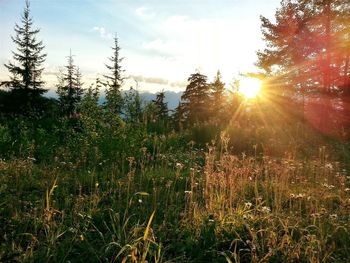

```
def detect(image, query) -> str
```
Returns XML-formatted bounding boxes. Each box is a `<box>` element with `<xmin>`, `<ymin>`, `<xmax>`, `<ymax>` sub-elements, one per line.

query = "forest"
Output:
<box><xmin>1</xmin><ymin>0</ymin><xmax>350</xmax><ymax>262</ymax></box>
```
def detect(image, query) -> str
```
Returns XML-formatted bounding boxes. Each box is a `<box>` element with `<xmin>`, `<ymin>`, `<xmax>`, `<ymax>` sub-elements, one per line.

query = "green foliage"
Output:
<box><xmin>1</xmin><ymin>1</ymin><xmax>350</xmax><ymax>262</ymax></box>
<box><xmin>180</xmin><ymin>71</ymin><xmax>211</xmax><ymax>126</ymax></box>
<box><xmin>0</xmin><ymin>0</ymin><xmax>47</xmax><ymax>116</ymax></box>
<box><xmin>104</xmin><ymin>36</ymin><xmax>124</xmax><ymax>116</ymax></box>
<box><xmin>56</xmin><ymin>52</ymin><xmax>84</xmax><ymax>116</ymax></box>
<box><xmin>123</xmin><ymin>88</ymin><xmax>143</xmax><ymax>123</ymax></box>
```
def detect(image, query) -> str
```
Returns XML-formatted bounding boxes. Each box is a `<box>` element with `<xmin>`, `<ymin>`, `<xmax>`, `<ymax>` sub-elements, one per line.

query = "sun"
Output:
<box><xmin>239</xmin><ymin>78</ymin><xmax>262</xmax><ymax>99</ymax></box>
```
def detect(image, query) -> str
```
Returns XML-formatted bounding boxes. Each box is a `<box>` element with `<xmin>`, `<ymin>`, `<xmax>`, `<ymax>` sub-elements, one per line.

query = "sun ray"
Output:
<box><xmin>239</xmin><ymin>78</ymin><xmax>262</xmax><ymax>99</ymax></box>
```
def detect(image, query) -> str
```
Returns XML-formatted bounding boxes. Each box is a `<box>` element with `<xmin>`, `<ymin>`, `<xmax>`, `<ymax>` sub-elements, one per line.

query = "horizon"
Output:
<box><xmin>0</xmin><ymin>0</ymin><xmax>280</xmax><ymax>93</ymax></box>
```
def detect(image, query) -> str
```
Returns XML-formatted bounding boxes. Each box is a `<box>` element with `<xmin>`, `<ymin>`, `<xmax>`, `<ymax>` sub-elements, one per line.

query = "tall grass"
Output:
<box><xmin>0</xmin><ymin>122</ymin><xmax>349</xmax><ymax>262</ymax></box>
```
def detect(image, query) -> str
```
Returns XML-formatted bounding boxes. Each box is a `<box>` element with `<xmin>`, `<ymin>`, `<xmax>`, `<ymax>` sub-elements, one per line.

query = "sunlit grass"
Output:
<box><xmin>1</xmin><ymin>129</ymin><xmax>349</xmax><ymax>262</ymax></box>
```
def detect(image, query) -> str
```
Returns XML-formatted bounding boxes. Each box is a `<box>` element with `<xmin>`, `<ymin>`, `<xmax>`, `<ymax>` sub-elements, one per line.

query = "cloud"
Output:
<box><xmin>135</xmin><ymin>7</ymin><xmax>155</xmax><ymax>20</ymax></box>
<box><xmin>130</xmin><ymin>75</ymin><xmax>169</xmax><ymax>85</ymax></box>
<box><xmin>129</xmin><ymin>75</ymin><xmax>186</xmax><ymax>90</ymax></box>
<box><xmin>139</xmin><ymin>15</ymin><xmax>263</xmax><ymax>82</ymax></box>
<box><xmin>142</xmin><ymin>38</ymin><xmax>179</xmax><ymax>57</ymax></box>
<box><xmin>92</xmin><ymin>26</ymin><xmax>113</xmax><ymax>40</ymax></box>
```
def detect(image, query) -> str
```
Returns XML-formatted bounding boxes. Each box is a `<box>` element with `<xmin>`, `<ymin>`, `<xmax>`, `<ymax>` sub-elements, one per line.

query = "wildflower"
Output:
<box><xmin>176</xmin><ymin>163</ymin><xmax>184</xmax><ymax>169</ymax></box>
<box><xmin>140</xmin><ymin>147</ymin><xmax>147</xmax><ymax>154</ymax></box>
<box><xmin>261</xmin><ymin>206</ymin><xmax>271</xmax><ymax>213</ymax></box>
<box><xmin>244</xmin><ymin>202</ymin><xmax>252</xmax><ymax>209</ymax></box>
<box><xmin>325</xmin><ymin>163</ymin><xmax>333</xmax><ymax>169</ymax></box>
<box><xmin>95</xmin><ymin>182</ymin><xmax>99</xmax><ymax>188</ymax></box>
<box><xmin>138</xmin><ymin>199</ymin><xmax>142</xmax><ymax>203</ymax></box>
<box><xmin>127</xmin><ymin>157</ymin><xmax>135</xmax><ymax>162</ymax></box>
<box><xmin>296</xmin><ymin>193</ymin><xmax>305</xmax><ymax>199</ymax></box>
<box><xmin>311</xmin><ymin>213</ymin><xmax>320</xmax><ymax>218</ymax></box>
<box><xmin>330</xmin><ymin>214</ymin><xmax>338</xmax><ymax>220</ymax></box>
<box><xmin>80</xmin><ymin>234</ymin><xmax>85</xmax><ymax>241</ymax></box>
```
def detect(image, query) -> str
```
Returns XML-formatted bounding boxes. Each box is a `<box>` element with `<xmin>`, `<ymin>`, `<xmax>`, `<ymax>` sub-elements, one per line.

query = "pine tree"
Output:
<box><xmin>104</xmin><ymin>35</ymin><xmax>124</xmax><ymax>115</ymax></box>
<box><xmin>258</xmin><ymin>0</ymin><xmax>350</xmax><ymax>95</ymax></box>
<box><xmin>257</xmin><ymin>0</ymin><xmax>350</xmax><ymax>133</ymax></box>
<box><xmin>123</xmin><ymin>88</ymin><xmax>143</xmax><ymax>123</ymax></box>
<box><xmin>210</xmin><ymin>71</ymin><xmax>226</xmax><ymax>124</ymax></box>
<box><xmin>172</xmin><ymin>102</ymin><xmax>185</xmax><ymax>131</ymax></box>
<box><xmin>152</xmin><ymin>90</ymin><xmax>169</xmax><ymax>121</ymax></box>
<box><xmin>56</xmin><ymin>51</ymin><xmax>84</xmax><ymax>116</ymax></box>
<box><xmin>1</xmin><ymin>0</ymin><xmax>47</xmax><ymax>113</ymax></box>
<box><xmin>79</xmin><ymin>78</ymin><xmax>102</xmax><ymax>132</ymax></box>
<box><xmin>181</xmin><ymin>71</ymin><xmax>210</xmax><ymax>126</ymax></box>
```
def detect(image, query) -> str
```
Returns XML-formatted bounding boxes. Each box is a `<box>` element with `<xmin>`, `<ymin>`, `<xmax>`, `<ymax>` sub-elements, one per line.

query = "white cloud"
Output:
<box><xmin>92</xmin><ymin>26</ymin><xmax>113</xmax><ymax>40</ymax></box>
<box><xmin>135</xmin><ymin>7</ymin><xmax>155</xmax><ymax>20</ymax></box>
<box><xmin>138</xmin><ymin>15</ymin><xmax>263</xmax><ymax>83</ymax></box>
<box><xmin>142</xmin><ymin>38</ymin><xmax>179</xmax><ymax>56</ymax></box>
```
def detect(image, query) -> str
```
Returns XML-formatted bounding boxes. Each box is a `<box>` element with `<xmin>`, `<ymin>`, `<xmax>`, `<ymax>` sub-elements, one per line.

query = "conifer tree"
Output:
<box><xmin>1</xmin><ymin>0</ymin><xmax>47</xmax><ymax>113</ymax></box>
<box><xmin>257</xmin><ymin>0</ymin><xmax>350</xmax><ymax>131</ymax></box>
<box><xmin>210</xmin><ymin>71</ymin><xmax>226</xmax><ymax>124</ymax></box>
<box><xmin>104</xmin><ymin>35</ymin><xmax>124</xmax><ymax>115</ymax></box>
<box><xmin>152</xmin><ymin>90</ymin><xmax>169</xmax><ymax>121</ymax></box>
<box><xmin>123</xmin><ymin>88</ymin><xmax>142</xmax><ymax>123</ymax></box>
<box><xmin>172</xmin><ymin>102</ymin><xmax>185</xmax><ymax>131</ymax></box>
<box><xmin>56</xmin><ymin>52</ymin><xmax>84</xmax><ymax>116</ymax></box>
<box><xmin>181</xmin><ymin>71</ymin><xmax>210</xmax><ymax>126</ymax></box>
<box><xmin>79</xmin><ymin>78</ymin><xmax>102</xmax><ymax>132</ymax></box>
<box><xmin>258</xmin><ymin>0</ymin><xmax>350</xmax><ymax>96</ymax></box>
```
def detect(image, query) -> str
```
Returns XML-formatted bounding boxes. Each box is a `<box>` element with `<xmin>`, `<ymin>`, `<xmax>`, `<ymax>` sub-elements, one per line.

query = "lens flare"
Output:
<box><xmin>239</xmin><ymin>78</ymin><xmax>262</xmax><ymax>99</ymax></box>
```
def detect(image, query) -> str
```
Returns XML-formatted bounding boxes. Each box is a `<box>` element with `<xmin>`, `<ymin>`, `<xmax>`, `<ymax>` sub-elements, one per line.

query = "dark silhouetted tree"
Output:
<box><xmin>56</xmin><ymin>52</ymin><xmax>84</xmax><ymax>116</ymax></box>
<box><xmin>1</xmin><ymin>0</ymin><xmax>47</xmax><ymax>114</ymax></box>
<box><xmin>152</xmin><ymin>90</ymin><xmax>169</xmax><ymax>121</ymax></box>
<box><xmin>210</xmin><ymin>71</ymin><xmax>226</xmax><ymax>124</ymax></box>
<box><xmin>104</xmin><ymin>35</ymin><xmax>124</xmax><ymax>116</ymax></box>
<box><xmin>172</xmin><ymin>102</ymin><xmax>185</xmax><ymax>130</ymax></box>
<box><xmin>123</xmin><ymin>88</ymin><xmax>143</xmax><ymax>123</ymax></box>
<box><xmin>181</xmin><ymin>71</ymin><xmax>210</xmax><ymax>126</ymax></box>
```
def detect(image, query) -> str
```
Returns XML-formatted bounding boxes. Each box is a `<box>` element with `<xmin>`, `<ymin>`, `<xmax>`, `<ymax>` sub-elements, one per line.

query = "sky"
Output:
<box><xmin>0</xmin><ymin>0</ymin><xmax>280</xmax><ymax>94</ymax></box>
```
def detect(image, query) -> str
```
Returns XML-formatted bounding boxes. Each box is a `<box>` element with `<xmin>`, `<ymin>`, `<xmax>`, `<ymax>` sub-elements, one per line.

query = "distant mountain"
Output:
<box><xmin>139</xmin><ymin>91</ymin><xmax>183</xmax><ymax>110</ymax></box>
<box><xmin>46</xmin><ymin>89</ymin><xmax>183</xmax><ymax>111</ymax></box>
<box><xmin>99</xmin><ymin>90</ymin><xmax>183</xmax><ymax>110</ymax></box>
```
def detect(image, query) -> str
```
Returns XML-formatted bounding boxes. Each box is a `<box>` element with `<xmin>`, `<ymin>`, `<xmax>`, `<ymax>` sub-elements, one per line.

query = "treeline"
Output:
<box><xmin>0</xmin><ymin>1</ymin><xmax>244</xmax><ymax>132</ymax></box>
<box><xmin>1</xmin><ymin>0</ymin><xmax>350</xmax><ymax>138</ymax></box>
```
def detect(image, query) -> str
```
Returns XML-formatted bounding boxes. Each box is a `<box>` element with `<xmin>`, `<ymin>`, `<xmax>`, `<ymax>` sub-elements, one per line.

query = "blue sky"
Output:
<box><xmin>0</xmin><ymin>0</ymin><xmax>280</xmax><ymax>93</ymax></box>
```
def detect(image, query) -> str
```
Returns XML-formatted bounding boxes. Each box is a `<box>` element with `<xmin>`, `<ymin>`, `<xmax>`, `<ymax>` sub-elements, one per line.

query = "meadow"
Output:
<box><xmin>1</xmin><ymin>115</ymin><xmax>349</xmax><ymax>263</ymax></box>
<box><xmin>1</xmin><ymin>0</ymin><xmax>350</xmax><ymax>262</ymax></box>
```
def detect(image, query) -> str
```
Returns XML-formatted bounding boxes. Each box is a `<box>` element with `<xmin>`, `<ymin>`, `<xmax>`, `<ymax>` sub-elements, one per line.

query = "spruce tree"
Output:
<box><xmin>104</xmin><ymin>35</ymin><xmax>124</xmax><ymax>115</ymax></box>
<box><xmin>210</xmin><ymin>71</ymin><xmax>226</xmax><ymax>124</ymax></box>
<box><xmin>152</xmin><ymin>90</ymin><xmax>169</xmax><ymax>121</ymax></box>
<box><xmin>172</xmin><ymin>102</ymin><xmax>185</xmax><ymax>131</ymax></box>
<box><xmin>257</xmin><ymin>0</ymin><xmax>350</xmax><ymax>131</ymax></box>
<box><xmin>56</xmin><ymin>51</ymin><xmax>84</xmax><ymax>116</ymax></box>
<box><xmin>123</xmin><ymin>88</ymin><xmax>142</xmax><ymax>123</ymax></box>
<box><xmin>181</xmin><ymin>71</ymin><xmax>210</xmax><ymax>126</ymax></box>
<box><xmin>79</xmin><ymin>78</ymin><xmax>102</xmax><ymax>132</ymax></box>
<box><xmin>1</xmin><ymin>0</ymin><xmax>47</xmax><ymax>114</ymax></box>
